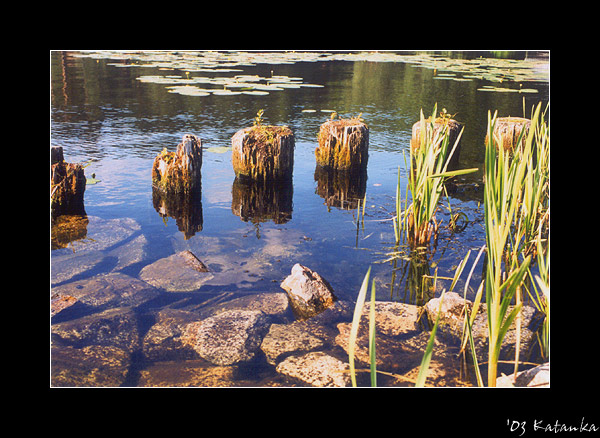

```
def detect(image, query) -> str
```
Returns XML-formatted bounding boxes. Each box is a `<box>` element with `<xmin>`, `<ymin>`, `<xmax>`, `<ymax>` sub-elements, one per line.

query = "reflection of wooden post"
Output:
<box><xmin>152</xmin><ymin>134</ymin><xmax>202</xmax><ymax>195</ymax></box>
<box><xmin>51</xmin><ymin>214</ymin><xmax>89</xmax><ymax>250</ymax></box>
<box><xmin>152</xmin><ymin>189</ymin><xmax>203</xmax><ymax>240</ymax></box>
<box><xmin>314</xmin><ymin>166</ymin><xmax>367</xmax><ymax>210</ymax></box>
<box><xmin>485</xmin><ymin>117</ymin><xmax>531</xmax><ymax>151</ymax></box>
<box><xmin>410</xmin><ymin>118</ymin><xmax>462</xmax><ymax>170</ymax></box>
<box><xmin>231</xmin><ymin>177</ymin><xmax>293</xmax><ymax>224</ymax></box>
<box><xmin>51</xmin><ymin>146</ymin><xmax>86</xmax><ymax>218</ymax></box>
<box><xmin>315</xmin><ymin>119</ymin><xmax>369</xmax><ymax>170</ymax></box>
<box><xmin>232</xmin><ymin>126</ymin><xmax>294</xmax><ymax>181</ymax></box>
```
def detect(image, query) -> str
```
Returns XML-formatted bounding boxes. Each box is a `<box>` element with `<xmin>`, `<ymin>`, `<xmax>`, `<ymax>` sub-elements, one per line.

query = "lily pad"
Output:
<box><xmin>86</xmin><ymin>178</ymin><xmax>101</xmax><ymax>185</ymax></box>
<box><xmin>211</xmin><ymin>90</ymin><xmax>242</xmax><ymax>96</ymax></box>
<box><xmin>242</xmin><ymin>90</ymin><xmax>269</xmax><ymax>95</ymax></box>
<box><xmin>205</xmin><ymin>146</ymin><xmax>232</xmax><ymax>153</ymax></box>
<box><xmin>518</xmin><ymin>88</ymin><xmax>539</xmax><ymax>94</ymax></box>
<box><xmin>167</xmin><ymin>86</ymin><xmax>211</xmax><ymax>96</ymax></box>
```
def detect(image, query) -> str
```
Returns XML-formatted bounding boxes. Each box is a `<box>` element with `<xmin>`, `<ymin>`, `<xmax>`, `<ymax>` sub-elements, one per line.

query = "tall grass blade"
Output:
<box><xmin>369</xmin><ymin>279</ymin><xmax>377</xmax><ymax>387</ymax></box>
<box><xmin>415</xmin><ymin>291</ymin><xmax>445</xmax><ymax>387</ymax></box>
<box><xmin>349</xmin><ymin>267</ymin><xmax>371</xmax><ymax>387</ymax></box>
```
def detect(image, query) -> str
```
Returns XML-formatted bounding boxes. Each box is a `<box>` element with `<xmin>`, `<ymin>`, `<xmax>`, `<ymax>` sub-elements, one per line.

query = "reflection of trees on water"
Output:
<box><xmin>314</xmin><ymin>165</ymin><xmax>367</xmax><ymax>210</ymax></box>
<box><xmin>231</xmin><ymin>177</ymin><xmax>293</xmax><ymax>225</ymax></box>
<box><xmin>152</xmin><ymin>188</ymin><xmax>203</xmax><ymax>240</ymax></box>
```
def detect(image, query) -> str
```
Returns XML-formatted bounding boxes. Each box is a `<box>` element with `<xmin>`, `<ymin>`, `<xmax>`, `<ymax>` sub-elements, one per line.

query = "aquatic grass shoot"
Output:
<box><xmin>348</xmin><ymin>267</ymin><xmax>374</xmax><ymax>387</ymax></box>
<box><xmin>396</xmin><ymin>104</ymin><xmax>477</xmax><ymax>249</ymax></box>
<box><xmin>483</xmin><ymin>104</ymin><xmax>548</xmax><ymax>386</ymax></box>
<box><xmin>415</xmin><ymin>291</ymin><xmax>444</xmax><ymax>387</ymax></box>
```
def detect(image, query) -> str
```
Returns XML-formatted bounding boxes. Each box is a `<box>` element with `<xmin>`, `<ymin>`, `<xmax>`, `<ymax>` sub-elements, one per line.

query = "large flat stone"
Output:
<box><xmin>182</xmin><ymin>310</ymin><xmax>271</xmax><ymax>366</ymax></box>
<box><xmin>139</xmin><ymin>250</ymin><xmax>214</xmax><ymax>292</ymax></box>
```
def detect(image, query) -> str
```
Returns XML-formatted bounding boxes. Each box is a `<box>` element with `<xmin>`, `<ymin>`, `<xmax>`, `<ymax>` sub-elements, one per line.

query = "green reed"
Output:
<box><xmin>348</xmin><ymin>267</ymin><xmax>376</xmax><ymax>387</ymax></box>
<box><xmin>482</xmin><ymin>102</ymin><xmax>550</xmax><ymax>386</ymax></box>
<box><xmin>395</xmin><ymin>104</ymin><xmax>477</xmax><ymax>249</ymax></box>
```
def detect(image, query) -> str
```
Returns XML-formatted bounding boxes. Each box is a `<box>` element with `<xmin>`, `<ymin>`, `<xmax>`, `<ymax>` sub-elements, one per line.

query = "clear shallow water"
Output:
<box><xmin>51</xmin><ymin>51</ymin><xmax>549</xmax><ymax>385</ymax></box>
<box><xmin>51</xmin><ymin>50</ymin><xmax>548</xmax><ymax>302</ymax></box>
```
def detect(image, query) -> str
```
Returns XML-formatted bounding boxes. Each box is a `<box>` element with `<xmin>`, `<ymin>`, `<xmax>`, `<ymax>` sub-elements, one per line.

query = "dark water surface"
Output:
<box><xmin>50</xmin><ymin>51</ymin><xmax>549</xmax><ymax>386</ymax></box>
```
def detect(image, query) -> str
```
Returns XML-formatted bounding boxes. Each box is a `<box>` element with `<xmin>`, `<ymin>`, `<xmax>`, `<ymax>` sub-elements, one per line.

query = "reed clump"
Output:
<box><xmin>395</xmin><ymin>104</ymin><xmax>477</xmax><ymax>250</ymax></box>
<box><xmin>482</xmin><ymin>102</ymin><xmax>549</xmax><ymax>386</ymax></box>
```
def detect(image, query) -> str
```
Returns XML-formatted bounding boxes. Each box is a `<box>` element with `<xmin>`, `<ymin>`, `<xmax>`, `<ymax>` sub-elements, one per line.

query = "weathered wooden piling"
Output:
<box><xmin>152</xmin><ymin>134</ymin><xmax>203</xmax><ymax>195</ymax></box>
<box><xmin>410</xmin><ymin>118</ymin><xmax>463</xmax><ymax>169</ymax></box>
<box><xmin>51</xmin><ymin>146</ymin><xmax>86</xmax><ymax>218</ymax></box>
<box><xmin>231</xmin><ymin>125</ymin><xmax>295</xmax><ymax>181</ymax></box>
<box><xmin>485</xmin><ymin>117</ymin><xmax>531</xmax><ymax>151</ymax></box>
<box><xmin>315</xmin><ymin>118</ymin><xmax>369</xmax><ymax>170</ymax></box>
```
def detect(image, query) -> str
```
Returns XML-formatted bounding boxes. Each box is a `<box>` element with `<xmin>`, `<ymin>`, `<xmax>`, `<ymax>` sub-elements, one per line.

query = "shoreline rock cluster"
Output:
<box><xmin>51</xmin><ymin>249</ymin><xmax>546</xmax><ymax>387</ymax></box>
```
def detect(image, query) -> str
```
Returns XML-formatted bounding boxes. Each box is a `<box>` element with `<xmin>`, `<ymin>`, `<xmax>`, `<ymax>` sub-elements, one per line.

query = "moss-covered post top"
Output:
<box><xmin>231</xmin><ymin>124</ymin><xmax>295</xmax><ymax>181</ymax></box>
<box><xmin>315</xmin><ymin>117</ymin><xmax>369</xmax><ymax>170</ymax></box>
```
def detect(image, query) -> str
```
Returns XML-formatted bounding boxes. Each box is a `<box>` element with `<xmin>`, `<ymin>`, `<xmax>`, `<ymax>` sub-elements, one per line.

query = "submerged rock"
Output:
<box><xmin>496</xmin><ymin>362</ymin><xmax>549</xmax><ymax>387</ymax></box>
<box><xmin>362</xmin><ymin>301</ymin><xmax>423</xmax><ymax>336</ymax></box>
<box><xmin>139</xmin><ymin>250</ymin><xmax>214</xmax><ymax>292</ymax></box>
<box><xmin>51</xmin><ymin>216</ymin><xmax>143</xmax><ymax>285</ymax></box>
<box><xmin>425</xmin><ymin>291</ymin><xmax>543</xmax><ymax>362</ymax></box>
<box><xmin>142</xmin><ymin>308</ymin><xmax>204</xmax><ymax>362</ymax></box>
<box><xmin>280</xmin><ymin>264</ymin><xmax>337</xmax><ymax>319</ymax></box>
<box><xmin>260</xmin><ymin>321</ymin><xmax>336</xmax><ymax>365</ymax></box>
<box><xmin>182</xmin><ymin>310</ymin><xmax>271</xmax><ymax>366</ymax></box>
<box><xmin>51</xmin><ymin>292</ymin><xmax>79</xmax><ymax>317</ymax></box>
<box><xmin>51</xmin><ymin>272</ymin><xmax>160</xmax><ymax>312</ymax></box>
<box><xmin>137</xmin><ymin>360</ymin><xmax>237</xmax><ymax>387</ymax></box>
<box><xmin>336</xmin><ymin>322</ymin><xmax>443</xmax><ymax>374</ymax></box>
<box><xmin>51</xmin><ymin>307</ymin><xmax>141</xmax><ymax>353</ymax></box>
<box><xmin>51</xmin><ymin>344</ymin><xmax>130</xmax><ymax>387</ymax></box>
<box><xmin>200</xmin><ymin>292</ymin><xmax>290</xmax><ymax>319</ymax></box>
<box><xmin>276</xmin><ymin>351</ymin><xmax>350</xmax><ymax>387</ymax></box>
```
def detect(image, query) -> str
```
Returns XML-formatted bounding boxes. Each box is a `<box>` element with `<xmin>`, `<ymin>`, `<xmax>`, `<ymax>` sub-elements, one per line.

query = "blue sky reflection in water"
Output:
<box><xmin>51</xmin><ymin>50</ymin><xmax>549</xmax><ymax>305</ymax></box>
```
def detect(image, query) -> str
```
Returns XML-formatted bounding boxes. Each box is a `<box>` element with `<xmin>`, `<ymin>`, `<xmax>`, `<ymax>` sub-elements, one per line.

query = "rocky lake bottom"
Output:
<box><xmin>51</xmin><ymin>215</ymin><xmax>546</xmax><ymax>387</ymax></box>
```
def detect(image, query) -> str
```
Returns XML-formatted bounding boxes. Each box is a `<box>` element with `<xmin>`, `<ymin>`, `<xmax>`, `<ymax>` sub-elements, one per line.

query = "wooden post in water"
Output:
<box><xmin>51</xmin><ymin>146</ymin><xmax>86</xmax><ymax>218</ymax></box>
<box><xmin>231</xmin><ymin>125</ymin><xmax>295</xmax><ymax>181</ymax></box>
<box><xmin>152</xmin><ymin>134</ymin><xmax>203</xmax><ymax>195</ymax></box>
<box><xmin>151</xmin><ymin>134</ymin><xmax>203</xmax><ymax>240</ymax></box>
<box><xmin>410</xmin><ymin>118</ymin><xmax>463</xmax><ymax>170</ymax></box>
<box><xmin>315</xmin><ymin>118</ymin><xmax>369</xmax><ymax>170</ymax></box>
<box><xmin>485</xmin><ymin>117</ymin><xmax>531</xmax><ymax>151</ymax></box>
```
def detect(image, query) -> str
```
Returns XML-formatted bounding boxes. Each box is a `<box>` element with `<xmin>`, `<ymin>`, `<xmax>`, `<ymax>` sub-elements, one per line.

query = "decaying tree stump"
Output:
<box><xmin>315</xmin><ymin>118</ymin><xmax>369</xmax><ymax>170</ymax></box>
<box><xmin>152</xmin><ymin>134</ymin><xmax>203</xmax><ymax>195</ymax></box>
<box><xmin>231</xmin><ymin>177</ymin><xmax>293</xmax><ymax>224</ymax></box>
<box><xmin>231</xmin><ymin>125</ymin><xmax>295</xmax><ymax>181</ymax></box>
<box><xmin>51</xmin><ymin>146</ymin><xmax>86</xmax><ymax>218</ymax></box>
<box><xmin>410</xmin><ymin>118</ymin><xmax>463</xmax><ymax>170</ymax></box>
<box><xmin>485</xmin><ymin>117</ymin><xmax>531</xmax><ymax>151</ymax></box>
